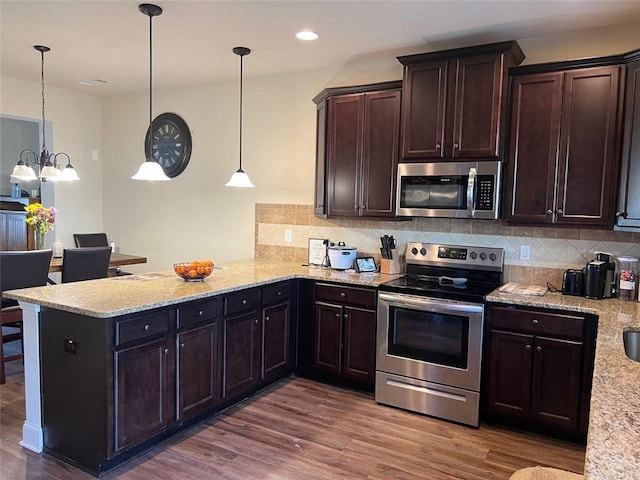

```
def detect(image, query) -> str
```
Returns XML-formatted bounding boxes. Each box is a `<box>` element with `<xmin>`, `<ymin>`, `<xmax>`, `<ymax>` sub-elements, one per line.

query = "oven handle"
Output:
<box><xmin>378</xmin><ymin>292</ymin><xmax>483</xmax><ymax>314</ymax></box>
<box><xmin>467</xmin><ymin>167</ymin><xmax>477</xmax><ymax>218</ymax></box>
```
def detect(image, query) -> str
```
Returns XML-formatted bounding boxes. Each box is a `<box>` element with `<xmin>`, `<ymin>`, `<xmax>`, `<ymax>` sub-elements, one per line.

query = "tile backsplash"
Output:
<box><xmin>254</xmin><ymin>204</ymin><xmax>640</xmax><ymax>287</ymax></box>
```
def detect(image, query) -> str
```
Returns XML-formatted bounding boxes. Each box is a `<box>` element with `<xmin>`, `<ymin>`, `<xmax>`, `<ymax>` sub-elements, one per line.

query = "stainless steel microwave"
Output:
<box><xmin>396</xmin><ymin>161</ymin><xmax>501</xmax><ymax>219</ymax></box>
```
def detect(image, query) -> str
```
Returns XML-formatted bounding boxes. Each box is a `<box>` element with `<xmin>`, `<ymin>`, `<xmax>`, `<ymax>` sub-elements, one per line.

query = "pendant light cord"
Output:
<box><xmin>41</xmin><ymin>49</ymin><xmax>46</xmax><ymax>153</ymax></box>
<box><xmin>148</xmin><ymin>12</ymin><xmax>153</xmax><ymax>160</ymax></box>
<box><xmin>238</xmin><ymin>53</ymin><xmax>243</xmax><ymax>171</ymax></box>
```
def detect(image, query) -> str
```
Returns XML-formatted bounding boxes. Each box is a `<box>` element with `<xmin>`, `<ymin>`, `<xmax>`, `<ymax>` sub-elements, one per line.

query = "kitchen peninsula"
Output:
<box><xmin>4</xmin><ymin>259</ymin><xmax>640</xmax><ymax>479</ymax></box>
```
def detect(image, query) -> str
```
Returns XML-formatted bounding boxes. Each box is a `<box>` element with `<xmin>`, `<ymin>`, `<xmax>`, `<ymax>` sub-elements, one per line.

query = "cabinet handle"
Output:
<box><xmin>536</xmin><ymin>346</ymin><xmax>542</xmax><ymax>352</ymax></box>
<box><xmin>616</xmin><ymin>211</ymin><xmax>627</xmax><ymax>218</ymax></box>
<box><xmin>198</xmin><ymin>310</ymin><xmax>204</xmax><ymax>316</ymax></box>
<box><xmin>253</xmin><ymin>318</ymin><xmax>259</xmax><ymax>324</ymax></box>
<box><xmin>265</xmin><ymin>316</ymin><xmax>270</xmax><ymax>322</ymax></box>
<box><xmin>180</xmin><ymin>342</ymin><xmax>185</xmax><ymax>349</ymax></box>
<box><xmin>532</xmin><ymin>319</ymin><xmax>539</xmax><ymax>326</ymax></box>
<box><xmin>335</xmin><ymin>313</ymin><xmax>341</xmax><ymax>318</ymax></box>
<box><xmin>277</xmin><ymin>291</ymin><xmax>282</xmax><ymax>296</ymax></box>
<box><xmin>546</xmin><ymin>209</ymin><xmax>553</xmax><ymax>215</ymax></box>
<box><xmin>525</xmin><ymin>345</ymin><xmax>532</xmax><ymax>351</ymax></box>
<box><xmin>340</xmin><ymin>292</ymin><xmax>346</xmax><ymax>298</ymax></box>
<box><xmin>164</xmin><ymin>348</ymin><xmax>168</xmax><ymax>354</ymax></box>
<box><xmin>242</xmin><ymin>299</ymin><xmax>247</xmax><ymax>305</ymax></box>
<box><xmin>557</xmin><ymin>209</ymin><xmax>563</xmax><ymax>214</ymax></box>
<box><xmin>143</xmin><ymin>324</ymin><xmax>149</xmax><ymax>331</ymax></box>
<box><xmin>436</xmin><ymin>143</ymin><xmax>441</xmax><ymax>150</ymax></box>
<box><xmin>344</xmin><ymin>313</ymin><xmax>349</xmax><ymax>319</ymax></box>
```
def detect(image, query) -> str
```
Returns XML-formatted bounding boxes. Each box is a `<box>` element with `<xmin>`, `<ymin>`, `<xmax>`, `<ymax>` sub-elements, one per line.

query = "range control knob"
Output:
<box><xmin>420</xmin><ymin>248</ymin><xmax>427</xmax><ymax>256</ymax></box>
<box><xmin>411</xmin><ymin>247</ymin><xmax>419</xmax><ymax>256</ymax></box>
<box><xmin>489</xmin><ymin>253</ymin><xmax>497</xmax><ymax>261</ymax></box>
<box><xmin>470</xmin><ymin>251</ymin><xmax>478</xmax><ymax>260</ymax></box>
<box><xmin>479</xmin><ymin>252</ymin><xmax>487</xmax><ymax>261</ymax></box>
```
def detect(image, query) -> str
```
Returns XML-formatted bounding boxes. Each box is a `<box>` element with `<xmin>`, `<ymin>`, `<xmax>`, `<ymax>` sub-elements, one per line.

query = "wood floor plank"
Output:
<box><xmin>0</xmin><ymin>364</ymin><xmax>585</xmax><ymax>480</ymax></box>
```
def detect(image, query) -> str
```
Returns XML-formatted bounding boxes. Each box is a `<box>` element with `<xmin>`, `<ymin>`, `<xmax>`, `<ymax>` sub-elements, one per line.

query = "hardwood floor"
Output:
<box><xmin>0</xmin><ymin>363</ymin><xmax>585</xmax><ymax>480</ymax></box>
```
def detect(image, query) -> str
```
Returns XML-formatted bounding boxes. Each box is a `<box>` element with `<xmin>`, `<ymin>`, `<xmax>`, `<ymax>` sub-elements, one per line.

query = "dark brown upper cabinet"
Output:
<box><xmin>505</xmin><ymin>59</ymin><xmax>624</xmax><ymax>228</ymax></box>
<box><xmin>616</xmin><ymin>50</ymin><xmax>640</xmax><ymax>230</ymax></box>
<box><xmin>313</xmin><ymin>82</ymin><xmax>401</xmax><ymax>218</ymax></box>
<box><xmin>397</xmin><ymin>41</ymin><xmax>525</xmax><ymax>162</ymax></box>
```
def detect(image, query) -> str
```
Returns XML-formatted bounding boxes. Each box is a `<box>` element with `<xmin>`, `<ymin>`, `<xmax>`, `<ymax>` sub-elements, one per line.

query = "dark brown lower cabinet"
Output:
<box><xmin>263</xmin><ymin>301</ymin><xmax>290</xmax><ymax>379</ymax></box>
<box><xmin>177</xmin><ymin>322</ymin><xmax>218</xmax><ymax>421</ymax></box>
<box><xmin>483</xmin><ymin>304</ymin><xmax>596</xmax><ymax>439</ymax></box>
<box><xmin>222</xmin><ymin>311</ymin><xmax>261</xmax><ymax>400</ymax></box>
<box><xmin>114</xmin><ymin>337</ymin><xmax>173</xmax><ymax>452</ymax></box>
<box><xmin>313</xmin><ymin>283</ymin><xmax>376</xmax><ymax>386</ymax></box>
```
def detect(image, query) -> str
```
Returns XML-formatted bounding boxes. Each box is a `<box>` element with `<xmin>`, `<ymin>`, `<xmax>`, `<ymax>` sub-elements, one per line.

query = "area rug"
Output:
<box><xmin>510</xmin><ymin>466</ymin><xmax>584</xmax><ymax>480</ymax></box>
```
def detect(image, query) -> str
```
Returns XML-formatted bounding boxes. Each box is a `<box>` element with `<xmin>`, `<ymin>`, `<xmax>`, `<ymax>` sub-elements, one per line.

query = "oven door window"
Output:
<box><xmin>388</xmin><ymin>306</ymin><xmax>469</xmax><ymax>369</ymax></box>
<box><xmin>399</xmin><ymin>176</ymin><xmax>466</xmax><ymax>209</ymax></box>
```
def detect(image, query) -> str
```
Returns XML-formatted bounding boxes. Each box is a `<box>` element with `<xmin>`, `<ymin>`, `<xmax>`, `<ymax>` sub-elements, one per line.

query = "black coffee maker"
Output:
<box><xmin>584</xmin><ymin>253</ymin><xmax>616</xmax><ymax>299</ymax></box>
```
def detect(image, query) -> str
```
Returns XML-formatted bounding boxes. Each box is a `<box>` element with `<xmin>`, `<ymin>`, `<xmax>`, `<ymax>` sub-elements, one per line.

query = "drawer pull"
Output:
<box><xmin>536</xmin><ymin>346</ymin><xmax>542</xmax><ymax>352</ymax></box>
<box><xmin>344</xmin><ymin>314</ymin><xmax>349</xmax><ymax>319</ymax></box>
<box><xmin>265</xmin><ymin>316</ymin><xmax>270</xmax><ymax>321</ymax></box>
<box><xmin>164</xmin><ymin>348</ymin><xmax>168</xmax><ymax>354</ymax></box>
<box><xmin>253</xmin><ymin>318</ymin><xmax>259</xmax><ymax>324</ymax></box>
<box><xmin>198</xmin><ymin>310</ymin><xmax>204</xmax><ymax>316</ymax></box>
<box><xmin>180</xmin><ymin>342</ymin><xmax>185</xmax><ymax>349</ymax></box>
<box><xmin>340</xmin><ymin>292</ymin><xmax>346</xmax><ymax>298</ymax></box>
<box><xmin>277</xmin><ymin>291</ymin><xmax>282</xmax><ymax>296</ymax></box>
<box><xmin>526</xmin><ymin>344</ymin><xmax>532</xmax><ymax>351</ymax></box>
<box><xmin>532</xmin><ymin>319</ymin><xmax>539</xmax><ymax>326</ymax></box>
<box><xmin>335</xmin><ymin>313</ymin><xmax>340</xmax><ymax>318</ymax></box>
<box><xmin>242</xmin><ymin>299</ymin><xmax>247</xmax><ymax>305</ymax></box>
<box><xmin>144</xmin><ymin>324</ymin><xmax>149</xmax><ymax>331</ymax></box>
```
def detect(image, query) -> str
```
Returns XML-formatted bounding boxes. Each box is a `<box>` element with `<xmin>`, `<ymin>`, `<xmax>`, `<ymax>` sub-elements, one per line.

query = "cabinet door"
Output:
<box><xmin>0</xmin><ymin>210</ymin><xmax>29</xmax><ymax>250</ymax></box>
<box><xmin>504</xmin><ymin>72</ymin><xmax>563</xmax><ymax>224</ymax></box>
<box><xmin>222</xmin><ymin>312</ymin><xmax>261</xmax><ymax>400</ymax></box>
<box><xmin>452</xmin><ymin>53</ymin><xmax>504</xmax><ymax>159</ymax></box>
<box><xmin>531</xmin><ymin>336</ymin><xmax>583</xmax><ymax>431</ymax></box>
<box><xmin>177</xmin><ymin>322</ymin><xmax>218</xmax><ymax>421</ymax></box>
<box><xmin>556</xmin><ymin>66</ymin><xmax>622</xmax><ymax>227</ymax></box>
<box><xmin>114</xmin><ymin>338</ymin><xmax>173</xmax><ymax>452</ymax></box>
<box><xmin>342</xmin><ymin>307</ymin><xmax>375</xmax><ymax>384</ymax></box>
<box><xmin>401</xmin><ymin>60</ymin><xmax>447</xmax><ymax>159</ymax></box>
<box><xmin>314</xmin><ymin>101</ymin><xmax>328</xmax><ymax>216</ymax></box>
<box><xmin>262</xmin><ymin>302</ymin><xmax>290</xmax><ymax>380</ymax></box>
<box><xmin>313</xmin><ymin>302</ymin><xmax>342</xmax><ymax>375</ymax></box>
<box><xmin>327</xmin><ymin>94</ymin><xmax>363</xmax><ymax>217</ymax></box>
<box><xmin>617</xmin><ymin>58</ymin><xmax>640</xmax><ymax>228</ymax></box>
<box><xmin>361</xmin><ymin>89</ymin><xmax>401</xmax><ymax>217</ymax></box>
<box><xmin>485</xmin><ymin>330</ymin><xmax>533</xmax><ymax>420</ymax></box>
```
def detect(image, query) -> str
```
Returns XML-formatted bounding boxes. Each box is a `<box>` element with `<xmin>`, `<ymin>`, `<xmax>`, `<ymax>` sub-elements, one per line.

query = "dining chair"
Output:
<box><xmin>0</xmin><ymin>249</ymin><xmax>53</xmax><ymax>384</ymax></box>
<box><xmin>73</xmin><ymin>233</ymin><xmax>131</xmax><ymax>276</ymax></box>
<box><xmin>61</xmin><ymin>247</ymin><xmax>112</xmax><ymax>283</ymax></box>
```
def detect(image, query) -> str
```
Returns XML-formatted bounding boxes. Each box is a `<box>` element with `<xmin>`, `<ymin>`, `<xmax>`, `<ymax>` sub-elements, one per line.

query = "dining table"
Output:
<box><xmin>48</xmin><ymin>252</ymin><xmax>147</xmax><ymax>273</ymax></box>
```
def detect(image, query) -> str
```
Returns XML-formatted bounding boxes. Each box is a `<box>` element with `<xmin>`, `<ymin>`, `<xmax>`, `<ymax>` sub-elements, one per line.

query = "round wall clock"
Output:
<box><xmin>144</xmin><ymin>112</ymin><xmax>192</xmax><ymax>178</ymax></box>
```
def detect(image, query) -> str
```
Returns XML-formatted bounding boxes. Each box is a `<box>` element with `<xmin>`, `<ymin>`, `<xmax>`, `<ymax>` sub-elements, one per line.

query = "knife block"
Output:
<box><xmin>380</xmin><ymin>256</ymin><xmax>402</xmax><ymax>275</ymax></box>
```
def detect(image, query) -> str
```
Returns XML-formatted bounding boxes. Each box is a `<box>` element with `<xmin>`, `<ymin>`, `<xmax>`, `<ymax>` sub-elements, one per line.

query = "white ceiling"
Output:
<box><xmin>1</xmin><ymin>0</ymin><xmax>640</xmax><ymax>96</ymax></box>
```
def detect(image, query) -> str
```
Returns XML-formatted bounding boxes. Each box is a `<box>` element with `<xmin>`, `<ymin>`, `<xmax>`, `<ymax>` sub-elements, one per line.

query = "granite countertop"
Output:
<box><xmin>2</xmin><ymin>258</ymin><xmax>401</xmax><ymax>318</ymax></box>
<box><xmin>486</xmin><ymin>290</ymin><xmax>640</xmax><ymax>480</ymax></box>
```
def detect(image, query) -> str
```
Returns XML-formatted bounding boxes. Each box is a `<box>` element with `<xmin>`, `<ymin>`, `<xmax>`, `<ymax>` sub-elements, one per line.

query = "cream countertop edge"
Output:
<box><xmin>2</xmin><ymin>259</ymin><xmax>401</xmax><ymax>319</ymax></box>
<box><xmin>486</xmin><ymin>290</ymin><xmax>640</xmax><ymax>480</ymax></box>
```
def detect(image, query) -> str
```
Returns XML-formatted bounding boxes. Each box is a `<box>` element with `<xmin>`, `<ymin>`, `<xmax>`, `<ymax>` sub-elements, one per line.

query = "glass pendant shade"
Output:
<box><xmin>11</xmin><ymin>162</ymin><xmax>37</xmax><ymax>181</ymax></box>
<box><xmin>60</xmin><ymin>164</ymin><xmax>80</xmax><ymax>181</ymax></box>
<box><xmin>131</xmin><ymin>160</ymin><xmax>170</xmax><ymax>181</ymax></box>
<box><xmin>39</xmin><ymin>162</ymin><xmax>60</xmax><ymax>181</ymax></box>
<box><xmin>225</xmin><ymin>169</ymin><xmax>255</xmax><ymax>188</ymax></box>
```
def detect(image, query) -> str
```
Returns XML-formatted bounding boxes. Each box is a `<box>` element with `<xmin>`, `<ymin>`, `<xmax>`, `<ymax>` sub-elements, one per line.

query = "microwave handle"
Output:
<box><xmin>467</xmin><ymin>167</ymin><xmax>477</xmax><ymax>217</ymax></box>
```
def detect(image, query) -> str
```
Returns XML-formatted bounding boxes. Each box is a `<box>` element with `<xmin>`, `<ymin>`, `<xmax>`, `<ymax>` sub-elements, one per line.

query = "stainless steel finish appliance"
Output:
<box><xmin>396</xmin><ymin>161</ymin><xmax>501</xmax><ymax>219</ymax></box>
<box><xmin>584</xmin><ymin>253</ymin><xmax>616</xmax><ymax>299</ymax></box>
<box><xmin>376</xmin><ymin>242</ymin><xmax>504</xmax><ymax>427</ymax></box>
<box><xmin>562</xmin><ymin>269</ymin><xmax>584</xmax><ymax>296</ymax></box>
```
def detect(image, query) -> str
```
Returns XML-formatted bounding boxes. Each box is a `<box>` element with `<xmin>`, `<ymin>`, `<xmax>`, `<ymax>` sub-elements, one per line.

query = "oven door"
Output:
<box><xmin>376</xmin><ymin>291</ymin><xmax>484</xmax><ymax>392</ymax></box>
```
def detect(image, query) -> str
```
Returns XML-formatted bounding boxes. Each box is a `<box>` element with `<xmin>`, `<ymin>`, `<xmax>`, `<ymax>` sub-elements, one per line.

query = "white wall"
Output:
<box><xmin>0</xmin><ymin>75</ymin><xmax>103</xmax><ymax>250</ymax></box>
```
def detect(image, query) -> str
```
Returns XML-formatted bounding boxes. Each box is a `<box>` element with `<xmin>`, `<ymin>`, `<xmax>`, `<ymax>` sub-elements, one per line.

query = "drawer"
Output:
<box><xmin>491</xmin><ymin>306</ymin><xmax>584</xmax><ymax>339</ymax></box>
<box><xmin>177</xmin><ymin>298</ymin><xmax>218</xmax><ymax>329</ymax></box>
<box><xmin>224</xmin><ymin>288</ymin><xmax>261</xmax><ymax>316</ymax></box>
<box><xmin>315</xmin><ymin>283</ymin><xmax>376</xmax><ymax>309</ymax></box>
<box><xmin>115</xmin><ymin>310</ymin><xmax>170</xmax><ymax>346</ymax></box>
<box><xmin>263</xmin><ymin>281</ymin><xmax>290</xmax><ymax>305</ymax></box>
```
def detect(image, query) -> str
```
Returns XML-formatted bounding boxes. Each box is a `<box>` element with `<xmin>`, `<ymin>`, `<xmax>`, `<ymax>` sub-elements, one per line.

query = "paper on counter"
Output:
<box><xmin>498</xmin><ymin>282</ymin><xmax>548</xmax><ymax>296</ymax></box>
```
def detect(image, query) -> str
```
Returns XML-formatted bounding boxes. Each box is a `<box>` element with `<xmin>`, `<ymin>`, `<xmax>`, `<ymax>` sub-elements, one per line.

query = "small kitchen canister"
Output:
<box><xmin>52</xmin><ymin>240</ymin><xmax>64</xmax><ymax>258</ymax></box>
<box><xmin>618</xmin><ymin>256</ymin><xmax>638</xmax><ymax>301</ymax></box>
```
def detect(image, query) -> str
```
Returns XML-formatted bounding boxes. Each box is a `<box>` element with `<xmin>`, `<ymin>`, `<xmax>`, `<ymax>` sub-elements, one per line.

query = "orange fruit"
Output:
<box><xmin>188</xmin><ymin>269</ymin><xmax>197</xmax><ymax>278</ymax></box>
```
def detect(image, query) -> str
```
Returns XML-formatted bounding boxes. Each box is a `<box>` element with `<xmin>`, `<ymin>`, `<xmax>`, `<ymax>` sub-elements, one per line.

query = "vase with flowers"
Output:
<box><xmin>25</xmin><ymin>203</ymin><xmax>57</xmax><ymax>250</ymax></box>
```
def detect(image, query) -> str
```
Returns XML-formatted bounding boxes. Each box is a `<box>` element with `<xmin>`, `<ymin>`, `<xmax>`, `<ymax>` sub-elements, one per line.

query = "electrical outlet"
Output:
<box><xmin>520</xmin><ymin>245</ymin><xmax>531</xmax><ymax>261</ymax></box>
<box><xmin>284</xmin><ymin>229</ymin><xmax>292</xmax><ymax>243</ymax></box>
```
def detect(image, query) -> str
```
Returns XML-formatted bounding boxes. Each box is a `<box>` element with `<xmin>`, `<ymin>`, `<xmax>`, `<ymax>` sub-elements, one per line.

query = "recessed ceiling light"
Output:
<box><xmin>295</xmin><ymin>30</ymin><xmax>318</xmax><ymax>41</ymax></box>
<box><xmin>79</xmin><ymin>79</ymin><xmax>108</xmax><ymax>86</ymax></box>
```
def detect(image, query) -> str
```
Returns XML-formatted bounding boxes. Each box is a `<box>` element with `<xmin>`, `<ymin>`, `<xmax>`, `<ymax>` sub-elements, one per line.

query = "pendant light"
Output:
<box><xmin>11</xmin><ymin>45</ymin><xmax>79</xmax><ymax>183</ymax></box>
<box><xmin>225</xmin><ymin>47</ymin><xmax>255</xmax><ymax>188</ymax></box>
<box><xmin>132</xmin><ymin>3</ymin><xmax>170</xmax><ymax>181</ymax></box>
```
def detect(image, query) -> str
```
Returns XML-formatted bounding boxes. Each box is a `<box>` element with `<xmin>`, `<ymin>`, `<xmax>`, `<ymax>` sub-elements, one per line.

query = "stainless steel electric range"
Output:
<box><xmin>376</xmin><ymin>242</ymin><xmax>504</xmax><ymax>427</ymax></box>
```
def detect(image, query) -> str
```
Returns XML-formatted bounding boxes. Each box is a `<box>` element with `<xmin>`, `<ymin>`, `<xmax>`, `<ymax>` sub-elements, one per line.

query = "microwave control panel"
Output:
<box><xmin>476</xmin><ymin>175</ymin><xmax>494</xmax><ymax>211</ymax></box>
